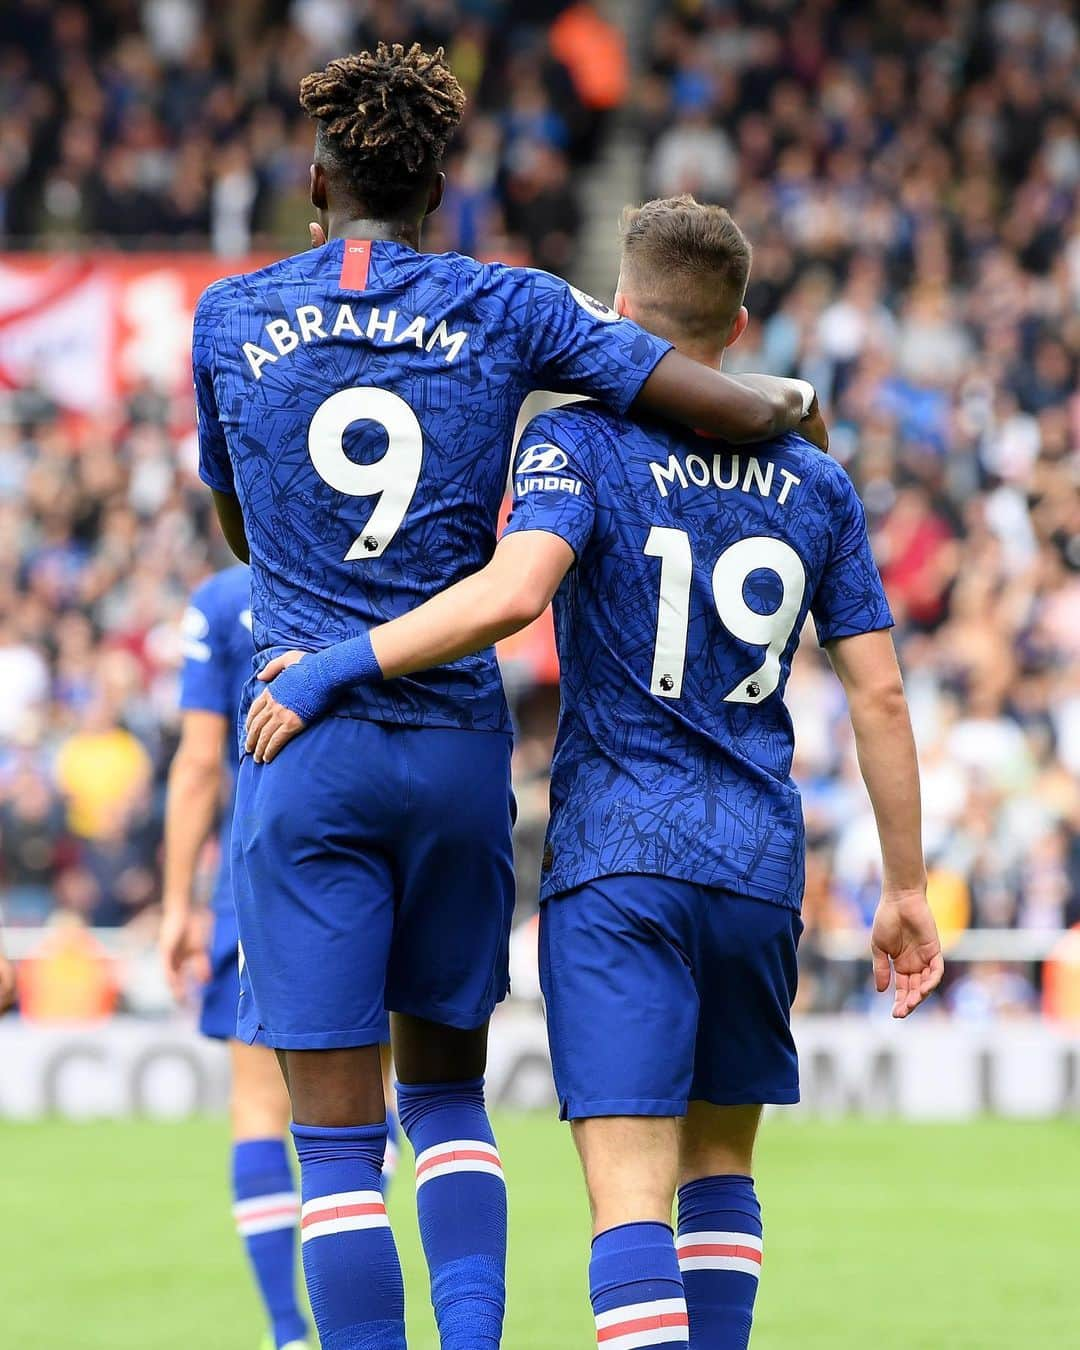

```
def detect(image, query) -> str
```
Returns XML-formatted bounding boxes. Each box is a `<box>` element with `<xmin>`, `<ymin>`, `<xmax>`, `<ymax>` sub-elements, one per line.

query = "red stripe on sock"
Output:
<box><xmin>301</xmin><ymin>1201</ymin><xmax>385</xmax><ymax>1229</ymax></box>
<box><xmin>339</xmin><ymin>239</ymin><xmax>371</xmax><ymax>290</ymax></box>
<box><xmin>415</xmin><ymin>1149</ymin><xmax>502</xmax><ymax>1180</ymax></box>
<box><xmin>597</xmin><ymin>1311</ymin><xmax>689</xmax><ymax>1342</ymax></box>
<box><xmin>677</xmin><ymin>1242</ymin><xmax>762</xmax><ymax>1264</ymax></box>
<box><xmin>236</xmin><ymin>1203</ymin><xmax>298</xmax><ymax>1225</ymax></box>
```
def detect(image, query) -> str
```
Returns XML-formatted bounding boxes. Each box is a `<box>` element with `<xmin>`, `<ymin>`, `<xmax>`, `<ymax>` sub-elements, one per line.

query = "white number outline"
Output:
<box><xmin>644</xmin><ymin>528</ymin><xmax>806</xmax><ymax>705</ymax></box>
<box><xmin>307</xmin><ymin>386</ymin><xmax>423</xmax><ymax>560</ymax></box>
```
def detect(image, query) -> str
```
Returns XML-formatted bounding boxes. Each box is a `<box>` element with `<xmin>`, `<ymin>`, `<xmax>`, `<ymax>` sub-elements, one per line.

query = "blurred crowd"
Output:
<box><xmin>624</xmin><ymin>0</ymin><xmax>1080</xmax><ymax>1013</ymax></box>
<box><xmin>2</xmin><ymin>0</ymin><xmax>1080</xmax><ymax>1018</ymax></box>
<box><xmin>0</xmin><ymin>0</ymin><xmax>626</xmax><ymax>269</ymax></box>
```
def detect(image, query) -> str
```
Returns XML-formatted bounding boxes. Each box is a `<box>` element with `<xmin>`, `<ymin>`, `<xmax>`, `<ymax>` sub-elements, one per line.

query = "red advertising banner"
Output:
<box><xmin>0</xmin><ymin>253</ymin><xmax>274</xmax><ymax>412</ymax></box>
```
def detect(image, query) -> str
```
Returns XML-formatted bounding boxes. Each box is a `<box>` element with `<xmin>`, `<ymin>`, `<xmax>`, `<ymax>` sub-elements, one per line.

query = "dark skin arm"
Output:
<box><xmin>304</xmin><ymin>222</ymin><xmax>828</xmax><ymax>451</ymax></box>
<box><xmin>211</xmin><ymin>488</ymin><xmax>249</xmax><ymax>563</ymax></box>
<box><xmin>635</xmin><ymin>354</ymin><xmax>827</xmax><ymax>449</ymax></box>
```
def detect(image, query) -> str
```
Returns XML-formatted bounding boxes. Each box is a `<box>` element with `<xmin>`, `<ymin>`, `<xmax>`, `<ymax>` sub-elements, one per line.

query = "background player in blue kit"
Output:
<box><xmin>159</xmin><ymin>564</ymin><xmax>311</xmax><ymax>1350</ymax></box>
<box><xmin>194</xmin><ymin>43</ymin><xmax>826</xmax><ymax>1350</ymax></box>
<box><xmin>250</xmin><ymin>196</ymin><xmax>945</xmax><ymax>1350</ymax></box>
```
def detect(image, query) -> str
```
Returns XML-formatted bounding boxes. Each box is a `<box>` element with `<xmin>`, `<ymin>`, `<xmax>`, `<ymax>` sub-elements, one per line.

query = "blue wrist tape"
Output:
<box><xmin>265</xmin><ymin>631</ymin><xmax>383</xmax><ymax>722</ymax></box>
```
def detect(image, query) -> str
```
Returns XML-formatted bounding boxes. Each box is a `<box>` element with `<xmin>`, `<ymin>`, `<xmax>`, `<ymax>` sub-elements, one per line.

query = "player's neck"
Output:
<box><xmin>325</xmin><ymin>214</ymin><xmax>422</xmax><ymax>250</ymax></box>
<box><xmin>673</xmin><ymin>342</ymin><xmax>723</xmax><ymax>372</ymax></box>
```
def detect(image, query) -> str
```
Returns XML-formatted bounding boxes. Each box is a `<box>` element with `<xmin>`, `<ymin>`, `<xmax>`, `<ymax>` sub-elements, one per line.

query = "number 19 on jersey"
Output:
<box><xmin>644</xmin><ymin>528</ymin><xmax>806</xmax><ymax>705</ymax></box>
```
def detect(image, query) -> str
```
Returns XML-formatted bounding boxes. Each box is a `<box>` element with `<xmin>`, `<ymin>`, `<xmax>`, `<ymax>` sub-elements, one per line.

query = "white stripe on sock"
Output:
<box><xmin>300</xmin><ymin>1190</ymin><xmax>382</xmax><ymax>1219</ymax></box>
<box><xmin>599</xmin><ymin>1328</ymin><xmax>688</xmax><ymax>1350</ymax></box>
<box><xmin>595</xmin><ymin>1297</ymin><xmax>686</xmax><ymax>1329</ymax></box>
<box><xmin>675</xmin><ymin>1230</ymin><xmax>762</xmax><ymax>1254</ymax></box>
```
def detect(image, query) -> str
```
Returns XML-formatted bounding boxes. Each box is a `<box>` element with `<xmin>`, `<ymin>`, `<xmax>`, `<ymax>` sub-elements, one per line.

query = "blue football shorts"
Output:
<box><xmin>539</xmin><ymin>875</ymin><xmax>802</xmax><ymax>1118</ymax></box>
<box><xmin>198</xmin><ymin>877</ymin><xmax>242</xmax><ymax>1041</ymax></box>
<box><xmin>232</xmin><ymin>717</ymin><xmax>515</xmax><ymax>1050</ymax></box>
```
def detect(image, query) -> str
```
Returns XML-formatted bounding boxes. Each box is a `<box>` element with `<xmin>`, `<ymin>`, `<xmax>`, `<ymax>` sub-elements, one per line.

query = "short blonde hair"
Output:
<box><xmin>619</xmin><ymin>195</ymin><xmax>752</xmax><ymax>342</ymax></box>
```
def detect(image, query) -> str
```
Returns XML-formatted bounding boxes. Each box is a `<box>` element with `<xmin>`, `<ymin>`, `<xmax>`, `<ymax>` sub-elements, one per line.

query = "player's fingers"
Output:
<box><xmin>258</xmin><ymin>652</ymin><xmax>304</xmax><ymax>682</ymax></box>
<box><xmin>188</xmin><ymin>950</ymin><xmax>211</xmax><ymax>986</ymax></box>
<box><xmin>892</xmin><ymin>969</ymin><xmax>911</xmax><ymax>1018</ymax></box>
<box><xmin>163</xmin><ymin>954</ymin><xmax>187</xmax><ymax>1000</ymax></box>
<box><xmin>245</xmin><ymin>691</ymin><xmax>268</xmax><ymax>731</ymax></box>
<box><xmin>246</xmin><ymin>703</ymin><xmax>272</xmax><ymax>753</ymax></box>
<box><xmin>310</xmin><ymin>222</ymin><xmax>327</xmax><ymax>248</ymax></box>
<box><xmin>262</xmin><ymin>723</ymin><xmax>296</xmax><ymax>763</ymax></box>
<box><xmin>253</xmin><ymin>715</ymin><xmax>278</xmax><ymax>764</ymax></box>
<box><xmin>922</xmin><ymin>952</ymin><xmax>945</xmax><ymax>997</ymax></box>
<box><xmin>871</xmin><ymin>943</ymin><xmax>891</xmax><ymax>994</ymax></box>
<box><xmin>0</xmin><ymin>963</ymin><xmax>16</xmax><ymax>1011</ymax></box>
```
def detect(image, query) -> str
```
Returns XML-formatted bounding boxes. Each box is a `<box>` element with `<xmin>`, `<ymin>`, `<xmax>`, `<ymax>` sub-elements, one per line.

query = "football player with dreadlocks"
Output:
<box><xmin>193</xmin><ymin>42</ymin><xmax>826</xmax><ymax>1350</ymax></box>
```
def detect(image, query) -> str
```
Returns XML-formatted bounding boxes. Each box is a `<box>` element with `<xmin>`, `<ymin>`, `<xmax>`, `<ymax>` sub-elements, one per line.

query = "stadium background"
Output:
<box><xmin>0</xmin><ymin>1</ymin><xmax>1078</xmax><ymax>1346</ymax></box>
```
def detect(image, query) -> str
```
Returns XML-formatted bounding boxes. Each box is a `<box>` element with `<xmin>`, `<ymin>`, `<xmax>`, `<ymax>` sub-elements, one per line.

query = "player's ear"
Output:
<box><xmin>725</xmin><ymin>306</ymin><xmax>749</xmax><ymax>349</ymax></box>
<box><xmin>310</xmin><ymin>163</ymin><xmax>328</xmax><ymax>212</ymax></box>
<box><xmin>425</xmin><ymin>172</ymin><xmax>446</xmax><ymax>217</ymax></box>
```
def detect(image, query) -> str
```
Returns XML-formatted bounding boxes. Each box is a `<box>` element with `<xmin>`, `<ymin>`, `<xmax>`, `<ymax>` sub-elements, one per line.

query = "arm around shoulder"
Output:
<box><xmin>635</xmin><ymin>352</ymin><xmax>822</xmax><ymax>446</ymax></box>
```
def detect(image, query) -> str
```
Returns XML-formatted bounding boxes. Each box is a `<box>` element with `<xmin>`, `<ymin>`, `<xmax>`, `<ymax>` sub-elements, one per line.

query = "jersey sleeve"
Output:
<box><xmin>192</xmin><ymin>284</ymin><xmax>234</xmax><ymax>495</ymax></box>
<box><xmin>513</xmin><ymin>269</ymin><xmax>672</xmax><ymax>414</ymax></box>
<box><xmin>810</xmin><ymin>466</ymin><xmax>894</xmax><ymax>644</ymax></box>
<box><xmin>502</xmin><ymin>409</ymin><xmax>599</xmax><ymax>560</ymax></box>
<box><xmin>178</xmin><ymin>580</ymin><xmax>234</xmax><ymax>717</ymax></box>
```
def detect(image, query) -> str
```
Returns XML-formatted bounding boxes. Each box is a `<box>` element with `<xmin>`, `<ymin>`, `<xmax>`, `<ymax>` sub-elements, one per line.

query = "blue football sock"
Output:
<box><xmin>590</xmin><ymin>1222</ymin><xmax>688</xmax><ymax>1349</ymax></box>
<box><xmin>676</xmin><ymin>1176</ymin><xmax>763</xmax><ymax>1350</ymax></box>
<box><xmin>291</xmin><ymin>1121</ymin><xmax>405</xmax><ymax>1350</ymax></box>
<box><xmin>382</xmin><ymin>1107</ymin><xmax>400</xmax><ymax>1197</ymax></box>
<box><xmin>231</xmin><ymin>1138</ymin><xmax>308</xmax><ymax>1349</ymax></box>
<box><xmin>395</xmin><ymin>1077</ymin><xmax>506</xmax><ymax>1350</ymax></box>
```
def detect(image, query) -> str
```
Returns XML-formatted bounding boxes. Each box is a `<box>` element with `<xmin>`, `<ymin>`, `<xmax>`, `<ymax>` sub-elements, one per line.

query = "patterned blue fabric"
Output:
<box><xmin>677</xmin><ymin>1176</ymin><xmax>762</xmax><ymax>1350</ymax></box>
<box><xmin>178</xmin><ymin>564</ymin><xmax>252</xmax><ymax>763</ymax></box>
<box><xmin>231</xmin><ymin>1139</ymin><xmax>308</xmax><ymax>1349</ymax></box>
<box><xmin>193</xmin><ymin>239</ymin><xmax>671</xmax><ymax>733</ymax></box>
<box><xmin>503</xmin><ymin>404</ymin><xmax>894</xmax><ymax>908</ymax></box>
<box><xmin>395</xmin><ymin>1078</ymin><xmax>506</xmax><ymax>1350</ymax></box>
<box><xmin>177</xmin><ymin>563</ymin><xmax>251</xmax><ymax>911</ymax></box>
<box><xmin>290</xmin><ymin>1121</ymin><xmax>405</xmax><ymax>1350</ymax></box>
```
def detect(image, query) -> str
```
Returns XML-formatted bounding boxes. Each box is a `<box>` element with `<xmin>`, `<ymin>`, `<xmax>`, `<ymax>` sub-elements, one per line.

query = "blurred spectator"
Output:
<box><xmin>0</xmin><ymin>764</ymin><xmax>70</xmax><ymax>924</ymax></box>
<box><xmin>16</xmin><ymin>913</ymin><xmax>120</xmax><ymax>1021</ymax></box>
<box><xmin>946</xmin><ymin>962</ymin><xmax>1038</xmax><ymax>1020</ymax></box>
<box><xmin>0</xmin><ymin>615</ymin><xmax>49</xmax><ymax>740</ymax></box>
<box><xmin>0</xmin><ymin>0</ymin><xmax>1078</xmax><ymax>1024</ymax></box>
<box><xmin>54</xmin><ymin>698</ymin><xmax>152</xmax><ymax>842</ymax></box>
<box><xmin>1042</xmin><ymin>925</ymin><xmax>1080</xmax><ymax>1022</ymax></box>
<box><xmin>0</xmin><ymin>0</ymin><xmax>594</xmax><ymax>270</ymax></box>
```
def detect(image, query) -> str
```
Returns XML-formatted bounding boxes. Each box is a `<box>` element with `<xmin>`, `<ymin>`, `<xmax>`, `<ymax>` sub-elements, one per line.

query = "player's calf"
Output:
<box><xmin>395</xmin><ymin>1076</ymin><xmax>507</xmax><ymax>1350</ymax></box>
<box><xmin>573</xmin><ymin>1117</ymin><xmax>688</xmax><ymax>1350</ymax></box>
<box><xmin>573</xmin><ymin>1115</ymin><xmax>679</xmax><ymax>1234</ymax></box>
<box><xmin>391</xmin><ymin>1014</ymin><xmax>507</xmax><ymax>1350</ymax></box>
<box><xmin>230</xmin><ymin>1043</ymin><xmax>309</xmax><ymax>1349</ymax></box>
<box><xmin>677</xmin><ymin>1103</ymin><xmax>764</xmax><ymax>1350</ymax></box>
<box><xmin>287</xmin><ymin>1046</ymin><xmax>406</xmax><ymax>1350</ymax></box>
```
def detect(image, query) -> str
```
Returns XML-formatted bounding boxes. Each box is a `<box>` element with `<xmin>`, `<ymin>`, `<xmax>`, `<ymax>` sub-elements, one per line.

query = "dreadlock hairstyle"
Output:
<box><xmin>299</xmin><ymin>42</ymin><xmax>467</xmax><ymax>217</ymax></box>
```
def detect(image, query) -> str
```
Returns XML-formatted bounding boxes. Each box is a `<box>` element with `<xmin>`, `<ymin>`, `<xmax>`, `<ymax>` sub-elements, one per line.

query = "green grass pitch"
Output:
<box><xmin>3</xmin><ymin>1113</ymin><xmax>1074</xmax><ymax>1348</ymax></box>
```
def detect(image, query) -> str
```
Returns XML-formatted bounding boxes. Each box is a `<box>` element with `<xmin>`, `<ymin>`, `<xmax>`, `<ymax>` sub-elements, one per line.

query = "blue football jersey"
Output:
<box><xmin>193</xmin><ymin>238</ymin><xmax>671</xmax><ymax>732</ymax></box>
<box><xmin>178</xmin><ymin>563</ymin><xmax>252</xmax><ymax>902</ymax></box>
<box><xmin>503</xmin><ymin>404</ymin><xmax>894</xmax><ymax>909</ymax></box>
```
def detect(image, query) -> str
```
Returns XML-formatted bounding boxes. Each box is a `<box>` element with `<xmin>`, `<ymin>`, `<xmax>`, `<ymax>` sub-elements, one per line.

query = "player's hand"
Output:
<box><xmin>0</xmin><ymin>951</ymin><xmax>16</xmax><ymax>1013</ymax></box>
<box><xmin>310</xmin><ymin>222</ymin><xmax>327</xmax><ymax>248</ymax></box>
<box><xmin>245</xmin><ymin>689</ymin><xmax>307</xmax><ymax>764</ymax></box>
<box><xmin>800</xmin><ymin>394</ymin><xmax>829</xmax><ymax>453</ymax></box>
<box><xmin>870</xmin><ymin>888</ymin><xmax>944</xmax><ymax>1019</ymax></box>
<box><xmin>159</xmin><ymin>903</ymin><xmax>211</xmax><ymax>1002</ymax></box>
<box><xmin>246</xmin><ymin>652</ymin><xmax>309</xmax><ymax>763</ymax></box>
